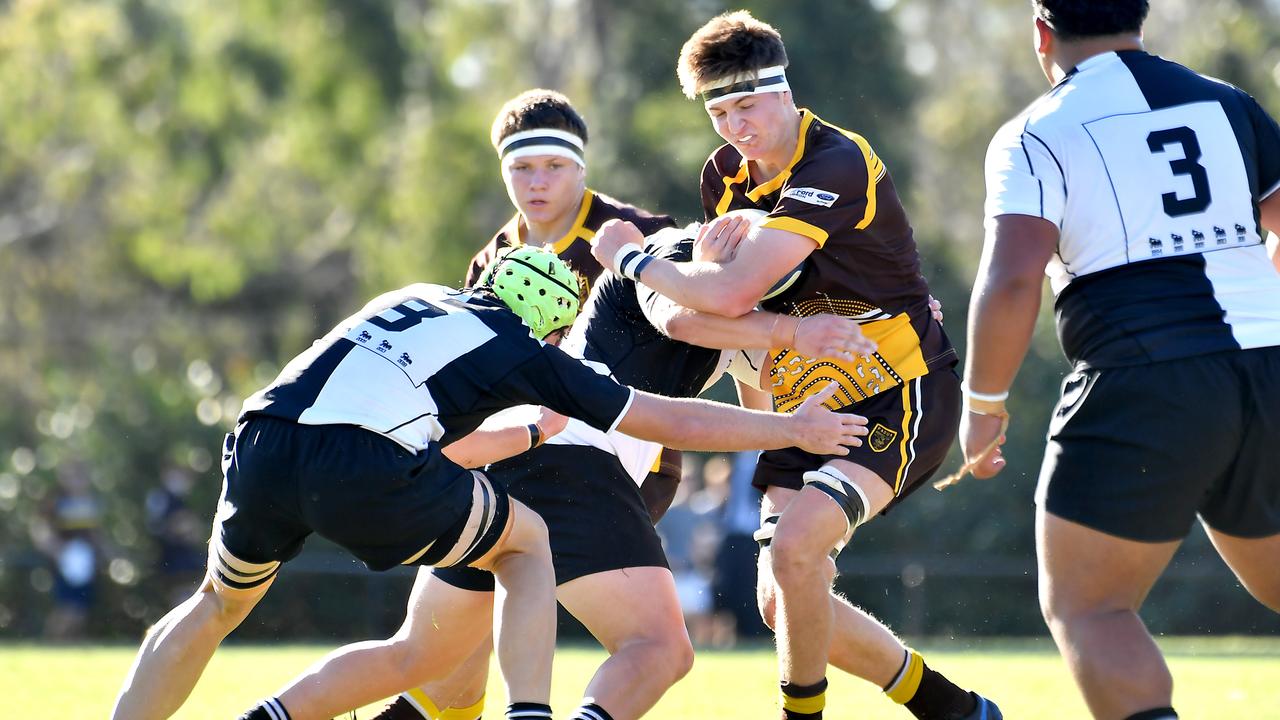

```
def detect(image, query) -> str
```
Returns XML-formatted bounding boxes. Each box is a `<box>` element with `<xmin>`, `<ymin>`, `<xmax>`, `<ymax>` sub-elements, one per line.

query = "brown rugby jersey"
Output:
<box><xmin>700</xmin><ymin>109</ymin><xmax>957</xmax><ymax>413</ymax></box>
<box><xmin>464</xmin><ymin>188</ymin><xmax>676</xmax><ymax>289</ymax></box>
<box><xmin>465</xmin><ymin>187</ymin><xmax>679</xmax><ymax>479</ymax></box>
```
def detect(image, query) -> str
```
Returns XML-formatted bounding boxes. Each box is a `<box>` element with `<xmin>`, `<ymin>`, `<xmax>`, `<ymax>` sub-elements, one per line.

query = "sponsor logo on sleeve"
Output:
<box><xmin>782</xmin><ymin>187</ymin><xmax>840</xmax><ymax>208</ymax></box>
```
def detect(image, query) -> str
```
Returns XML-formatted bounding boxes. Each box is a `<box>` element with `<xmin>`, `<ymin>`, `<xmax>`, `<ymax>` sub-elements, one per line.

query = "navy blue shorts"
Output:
<box><xmin>208</xmin><ymin>416</ymin><xmax>509</xmax><ymax>590</ymax></box>
<box><xmin>1039</xmin><ymin>346</ymin><xmax>1280</xmax><ymax>542</ymax></box>
<box><xmin>434</xmin><ymin>444</ymin><xmax>668</xmax><ymax>592</ymax></box>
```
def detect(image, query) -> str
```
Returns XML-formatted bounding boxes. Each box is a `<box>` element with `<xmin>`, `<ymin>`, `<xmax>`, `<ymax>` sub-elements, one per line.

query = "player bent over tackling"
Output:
<box><xmin>109</xmin><ymin>245</ymin><xmax>867</xmax><ymax>720</ymax></box>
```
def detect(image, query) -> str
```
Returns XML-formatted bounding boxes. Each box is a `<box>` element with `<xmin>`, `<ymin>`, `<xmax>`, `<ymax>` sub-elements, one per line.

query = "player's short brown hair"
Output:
<box><xmin>489</xmin><ymin>89</ymin><xmax>588</xmax><ymax>149</ymax></box>
<box><xmin>676</xmin><ymin>10</ymin><xmax>788</xmax><ymax>100</ymax></box>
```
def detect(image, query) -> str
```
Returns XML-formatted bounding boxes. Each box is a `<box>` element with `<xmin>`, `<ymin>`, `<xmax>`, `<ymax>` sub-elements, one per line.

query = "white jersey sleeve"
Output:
<box><xmin>984</xmin><ymin>116</ymin><xmax>1067</xmax><ymax>230</ymax></box>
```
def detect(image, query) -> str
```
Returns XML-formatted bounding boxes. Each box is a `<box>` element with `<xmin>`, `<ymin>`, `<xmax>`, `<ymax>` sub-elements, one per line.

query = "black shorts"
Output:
<box><xmin>209</xmin><ymin>417</ymin><xmax>509</xmax><ymax>589</ymax></box>
<box><xmin>753</xmin><ymin>368</ymin><xmax>961</xmax><ymax>514</ymax></box>
<box><xmin>1039</xmin><ymin>346</ymin><xmax>1280</xmax><ymax>542</ymax></box>
<box><xmin>434</xmin><ymin>444</ymin><xmax>668</xmax><ymax>592</ymax></box>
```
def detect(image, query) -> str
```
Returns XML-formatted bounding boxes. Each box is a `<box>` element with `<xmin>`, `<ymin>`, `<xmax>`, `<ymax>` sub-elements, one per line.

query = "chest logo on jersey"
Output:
<box><xmin>782</xmin><ymin>187</ymin><xmax>839</xmax><ymax>207</ymax></box>
<box><xmin>867</xmin><ymin>423</ymin><xmax>898</xmax><ymax>453</ymax></box>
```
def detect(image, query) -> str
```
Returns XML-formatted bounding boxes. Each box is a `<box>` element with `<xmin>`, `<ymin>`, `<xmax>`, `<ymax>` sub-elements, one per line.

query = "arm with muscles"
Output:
<box><xmin>442</xmin><ymin>407</ymin><xmax>568</xmax><ymax>468</ymax></box>
<box><xmin>639</xmin><ymin>216</ymin><xmax>874</xmax><ymax>358</ymax></box>
<box><xmin>510</xmin><ymin>338</ymin><xmax>862</xmax><ymax>456</ymax></box>
<box><xmin>644</xmin><ymin>295</ymin><xmax>876</xmax><ymax>360</ymax></box>
<box><xmin>960</xmin><ymin>214</ymin><xmax>1059</xmax><ymax>478</ymax></box>
<box><xmin>593</xmin><ymin>219</ymin><xmax>817</xmax><ymax>318</ymax></box>
<box><xmin>616</xmin><ymin>384</ymin><xmax>866</xmax><ymax>456</ymax></box>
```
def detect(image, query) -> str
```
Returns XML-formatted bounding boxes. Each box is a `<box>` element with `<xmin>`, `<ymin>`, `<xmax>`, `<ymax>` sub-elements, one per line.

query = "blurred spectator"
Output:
<box><xmin>712</xmin><ymin>450</ymin><xmax>769</xmax><ymax>641</ymax></box>
<box><xmin>29</xmin><ymin>460</ymin><xmax>104</xmax><ymax>640</ymax></box>
<box><xmin>145</xmin><ymin>466</ymin><xmax>207</xmax><ymax>604</ymax></box>
<box><xmin>657</xmin><ymin>454</ymin><xmax>737</xmax><ymax>647</ymax></box>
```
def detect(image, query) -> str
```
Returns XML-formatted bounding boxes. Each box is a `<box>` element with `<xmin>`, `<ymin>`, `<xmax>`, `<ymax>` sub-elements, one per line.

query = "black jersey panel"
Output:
<box><xmin>579</xmin><ymin>234</ymin><xmax>723</xmax><ymax>398</ymax></box>
<box><xmin>1054</xmin><ymin>254</ymin><xmax>1238</xmax><ymax>367</ymax></box>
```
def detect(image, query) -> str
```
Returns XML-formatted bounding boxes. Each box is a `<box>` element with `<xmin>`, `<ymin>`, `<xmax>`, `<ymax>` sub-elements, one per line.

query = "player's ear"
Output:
<box><xmin>1033</xmin><ymin>17</ymin><xmax>1054</xmax><ymax>56</ymax></box>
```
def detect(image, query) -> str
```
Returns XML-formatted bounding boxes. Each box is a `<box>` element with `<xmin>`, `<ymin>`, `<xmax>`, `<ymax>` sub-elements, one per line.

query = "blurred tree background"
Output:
<box><xmin>1</xmin><ymin>0</ymin><xmax>1278</xmax><ymax>641</ymax></box>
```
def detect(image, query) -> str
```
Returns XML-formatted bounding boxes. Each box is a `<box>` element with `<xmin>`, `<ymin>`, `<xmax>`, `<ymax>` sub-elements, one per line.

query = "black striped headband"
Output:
<box><xmin>699</xmin><ymin>65</ymin><xmax>791</xmax><ymax>109</ymax></box>
<box><xmin>497</xmin><ymin>128</ymin><xmax>586</xmax><ymax>167</ymax></box>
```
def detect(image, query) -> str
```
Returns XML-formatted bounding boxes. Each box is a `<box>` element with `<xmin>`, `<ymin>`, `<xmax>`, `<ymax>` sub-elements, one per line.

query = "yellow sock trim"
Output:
<box><xmin>781</xmin><ymin>690</ymin><xmax>826</xmax><ymax>715</ymax></box>
<box><xmin>885</xmin><ymin>650</ymin><xmax>925</xmax><ymax>705</ymax></box>
<box><xmin>440</xmin><ymin>695</ymin><xmax>485</xmax><ymax>720</ymax></box>
<box><xmin>405</xmin><ymin>688</ymin><xmax>442</xmax><ymax>719</ymax></box>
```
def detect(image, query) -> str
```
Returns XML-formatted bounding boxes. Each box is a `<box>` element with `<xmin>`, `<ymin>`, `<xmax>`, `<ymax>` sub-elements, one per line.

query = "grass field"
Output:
<box><xmin>6</xmin><ymin>638</ymin><xmax>1279</xmax><ymax>718</ymax></box>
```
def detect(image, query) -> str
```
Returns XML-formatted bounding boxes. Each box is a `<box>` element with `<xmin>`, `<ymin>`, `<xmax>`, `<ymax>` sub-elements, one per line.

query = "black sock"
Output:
<box><xmin>569</xmin><ymin>702</ymin><xmax>614</xmax><ymax>720</ymax></box>
<box><xmin>1124</xmin><ymin>709</ymin><xmax>1178</xmax><ymax>720</ymax></box>
<box><xmin>369</xmin><ymin>696</ymin><xmax>430</xmax><ymax>720</ymax></box>
<box><xmin>507</xmin><ymin>701</ymin><xmax>553</xmax><ymax>719</ymax></box>
<box><xmin>904</xmin><ymin>663</ymin><xmax>977</xmax><ymax>720</ymax></box>
<box><xmin>780</xmin><ymin>677</ymin><xmax>827</xmax><ymax>719</ymax></box>
<box><xmin>238</xmin><ymin>698</ymin><xmax>292</xmax><ymax>720</ymax></box>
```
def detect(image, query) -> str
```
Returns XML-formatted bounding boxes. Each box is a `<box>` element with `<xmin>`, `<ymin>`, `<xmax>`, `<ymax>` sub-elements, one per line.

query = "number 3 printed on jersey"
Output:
<box><xmin>1147</xmin><ymin>126</ymin><xmax>1211</xmax><ymax>217</ymax></box>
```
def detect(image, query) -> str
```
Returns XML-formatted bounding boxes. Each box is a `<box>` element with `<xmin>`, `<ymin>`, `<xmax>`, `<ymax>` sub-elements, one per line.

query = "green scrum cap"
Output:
<box><xmin>481</xmin><ymin>245</ymin><xmax>583</xmax><ymax>339</ymax></box>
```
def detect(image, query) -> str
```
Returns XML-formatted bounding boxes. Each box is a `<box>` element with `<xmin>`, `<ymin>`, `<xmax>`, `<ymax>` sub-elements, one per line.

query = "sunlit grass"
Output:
<box><xmin>5</xmin><ymin>638</ymin><xmax>1279</xmax><ymax>718</ymax></box>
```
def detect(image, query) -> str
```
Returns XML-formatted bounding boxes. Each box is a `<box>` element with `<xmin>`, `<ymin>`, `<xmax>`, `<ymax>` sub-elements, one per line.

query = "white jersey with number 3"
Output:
<box><xmin>985</xmin><ymin>50</ymin><xmax>1280</xmax><ymax>367</ymax></box>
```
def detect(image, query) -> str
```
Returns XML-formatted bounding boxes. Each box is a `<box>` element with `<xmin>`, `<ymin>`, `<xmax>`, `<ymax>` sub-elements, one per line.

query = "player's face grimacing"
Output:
<box><xmin>502</xmin><ymin>153</ymin><xmax>586</xmax><ymax>227</ymax></box>
<box><xmin>706</xmin><ymin>91</ymin><xmax>794</xmax><ymax>162</ymax></box>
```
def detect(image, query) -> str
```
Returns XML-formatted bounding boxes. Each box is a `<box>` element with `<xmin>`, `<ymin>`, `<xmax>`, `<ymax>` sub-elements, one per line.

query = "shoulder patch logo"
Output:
<box><xmin>867</xmin><ymin>423</ymin><xmax>899</xmax><ymax>453</ymax></box>
<box><xmin>782</xmin><ymin>187</ymin><xmax>840</xmax><ymax>207</ymax></box>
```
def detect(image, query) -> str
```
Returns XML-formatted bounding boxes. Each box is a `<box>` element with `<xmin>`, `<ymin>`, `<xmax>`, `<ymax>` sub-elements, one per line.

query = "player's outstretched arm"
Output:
<box><xmin>615</xmin><ymin>384</ymin><xmax>865</xmax><ymax>456</ymax></box>
<box><xmin>442</xmin><ymin>408</ymin><xmax>568</xmax><ymax>468</ymax></box>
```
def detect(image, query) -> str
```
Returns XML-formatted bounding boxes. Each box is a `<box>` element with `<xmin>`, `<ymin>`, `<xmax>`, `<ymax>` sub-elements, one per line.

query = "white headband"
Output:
<box><xmin>700</xmin><ymin>65</ymin><xmax>791</xmax><ymax>109</ymax></box>
<box><xmin>497</xmin><ymin>128</ymin><xmax>586</xmax><ymax>168</ymax></box>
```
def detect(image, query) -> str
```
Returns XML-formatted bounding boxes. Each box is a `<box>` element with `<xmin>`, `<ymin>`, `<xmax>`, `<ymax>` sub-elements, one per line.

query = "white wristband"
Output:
<box><xmin>613</xmin><ymin>243</ymin><xmax>655</xmax><ymax>281</ymax></box>
<box><xmin>961</xmin><ymin>382</ymin><xmax>1009</xmax><ymax>403</ymax></box>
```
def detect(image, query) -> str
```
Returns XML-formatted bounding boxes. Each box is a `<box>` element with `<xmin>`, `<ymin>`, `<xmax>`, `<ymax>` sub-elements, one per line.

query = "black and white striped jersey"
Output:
<box><xmin>239</xmin><ymin>283</ymin><xmax>634</xmax><ymax>452</ymax></box>
<box><xmin>985</xmin><ymin>50</ymin><xmax>1280</xmax><ymax>367</ymax></box>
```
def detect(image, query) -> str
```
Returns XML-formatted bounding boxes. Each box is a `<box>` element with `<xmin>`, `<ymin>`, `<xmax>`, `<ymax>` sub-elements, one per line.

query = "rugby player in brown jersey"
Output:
<box><xmin>373</xmin><ymin>90</ymin><xmax>688</xmax><ymax>720</ymax></box>
<box><xmin>463</xmin><ymin>88</ymin><xmax>685</xmax><ymax>529</ymax></box>
<box><xmin>592</xmin><ymin>11</ymin><xmax>999</xmax><ymax>720</ymax></box>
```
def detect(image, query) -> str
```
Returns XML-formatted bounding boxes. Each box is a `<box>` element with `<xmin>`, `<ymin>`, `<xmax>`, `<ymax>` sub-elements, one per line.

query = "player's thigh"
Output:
<box><xmin>557</xmin><ymin>566</ymin><xmax>690</xmax><ymax>654</ymax></box>
<box><xmin>1037</xmin><ymin>356</ymin><xmax>1243</xmax><ymax>542</ymax></box>
<box><xmin>1036</xmin><ymin>508</ymin><xmax>1180</xmax><ymax>618</ymax></box>
<box><xmin>401</xmin><ymin>567</ymin><xmax>495</xmax><ymax>649</ymax></box>
<box><xmin>1204</xmin><ymin>528</ymin><xmax>1280</xmax><ymax>610</ymax></box>
<box><xmin>468</xmin><ymin>498</ymin><xmax>547</xmax><ymax>571</ymax></box>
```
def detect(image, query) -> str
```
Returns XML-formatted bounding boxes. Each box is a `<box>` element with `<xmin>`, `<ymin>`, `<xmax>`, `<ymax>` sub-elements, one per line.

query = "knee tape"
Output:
<box><xmin>754</xmin><ymin>513</ymin><xmax>780</xmax><ymax>548</ymax></box>
<box><xmin>803</xmin><ymin>466</ymin><xmax>870</xmax><ymax>556</ymax></box>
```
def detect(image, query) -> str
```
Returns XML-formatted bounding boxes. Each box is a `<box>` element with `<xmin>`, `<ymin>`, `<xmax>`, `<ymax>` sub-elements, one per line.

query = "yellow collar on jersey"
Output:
<box><xmin>508</xmin><ymin>188</ymin><xmax>596</xmax><ymax>255</ymax></box>
<box><xmin>746</xmin><ymin>109</ymin><xmax>817</xmax><ymax>202</ymax></box>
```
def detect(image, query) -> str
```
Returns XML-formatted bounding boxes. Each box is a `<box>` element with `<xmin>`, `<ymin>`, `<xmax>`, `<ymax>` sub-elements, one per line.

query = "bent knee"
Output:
<box><xmin>199</xmin><ymin>580</ymin><xmax>263</xmax><ymax>626</ymax></box>
<box><xmin>665</xmin><ymin>634</ymin><xmax>695</xmax><ymax>680</ymax></box>
<box><xmin>769</xmin><ymin>532</ymin><xmax>832</xmax><ymax>587</ymax></box>
<box><xmin>624</xmin><ymin>631</ymin><xmax>695</xmax><ymax>684</ymax></box>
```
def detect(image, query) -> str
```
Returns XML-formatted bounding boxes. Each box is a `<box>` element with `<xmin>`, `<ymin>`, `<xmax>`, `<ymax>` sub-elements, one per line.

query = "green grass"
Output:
<box><xmin>5</xmin><ymin>638</ymin><xmax>1280</xmax><ymax>718</ymax></box>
